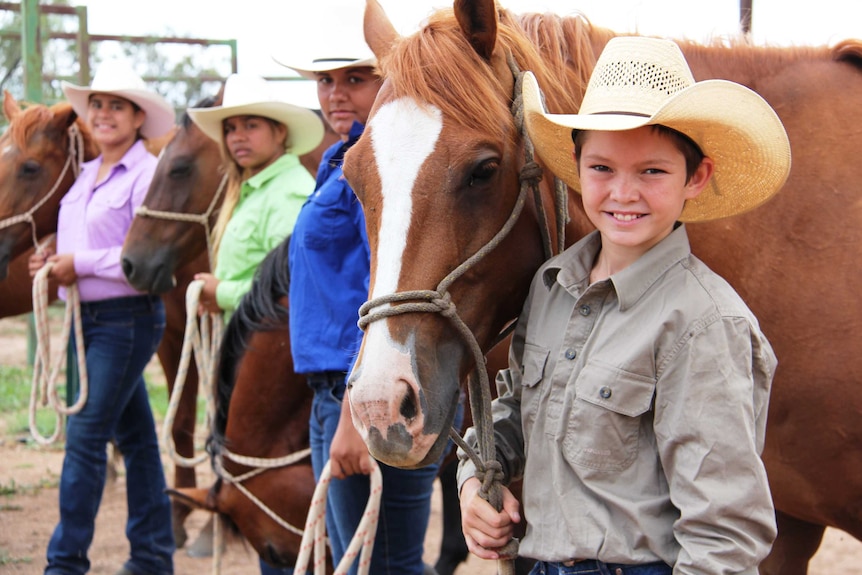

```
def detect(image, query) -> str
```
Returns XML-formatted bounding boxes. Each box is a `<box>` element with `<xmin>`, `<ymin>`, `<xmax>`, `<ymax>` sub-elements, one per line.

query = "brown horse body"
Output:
<box><xmin>169</xmin><ymin>237</ymin><xmax>320</xmax><ymax>570</ymax></box>
<box><xmin>346</xmin><ymin>1</ymin><xmax>862</xmax><ymax>573</ymax></box>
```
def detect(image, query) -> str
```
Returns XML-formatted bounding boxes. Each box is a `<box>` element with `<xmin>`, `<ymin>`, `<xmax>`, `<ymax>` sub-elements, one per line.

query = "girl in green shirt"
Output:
<box><xmin>187</xmin><ymin>73</ymin><xmax>323</xmax><ymax>314</ymax></box>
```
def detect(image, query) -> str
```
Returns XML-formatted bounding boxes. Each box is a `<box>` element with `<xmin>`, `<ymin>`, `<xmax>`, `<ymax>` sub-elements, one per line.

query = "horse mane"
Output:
<box><xmin>210</xmin><ymin>235</ymin><xmax>292</xmax><ymax>446</ymax></box>
<box><xmin>380</xmin><ymin>8</ymin><xmax>602</xmax><ymax>144</ymax></box>
<box><xmin>180</xmin><ymin>94</ymin><xmax>218</xmax><ymax>129</ymax></box>
<box><xmin>381</xmin><ymin>6</ymin><xmax>859</xmax><ymax>132</ymax></box>
<box><xmin>7</xmin><ymin>101</ymin><xmax>95</xmax><ymax>157</ymax></box>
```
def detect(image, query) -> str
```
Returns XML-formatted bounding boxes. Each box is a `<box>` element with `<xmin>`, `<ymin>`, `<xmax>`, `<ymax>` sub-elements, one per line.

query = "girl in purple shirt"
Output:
<box><xmin>29</xmin><ymin>60</ymin><xmax>177</xmax><ymax>575</ymax></box>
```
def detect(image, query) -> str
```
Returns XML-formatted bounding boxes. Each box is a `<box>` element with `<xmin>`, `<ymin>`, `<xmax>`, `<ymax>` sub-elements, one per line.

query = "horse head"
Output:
<box><xmin>344</xmin><ymin>0</ymin><xmax>594</xmax><ymax>468</ymax></box>
<box><xmin>121</xmin><ymin>94</ymin><xmax>224</xmax><ymax>294</ymax></box>
<box><xmin>0</xmin><ymin>91</ymin><xmax>97</xmax><ymax>279</ymax></box>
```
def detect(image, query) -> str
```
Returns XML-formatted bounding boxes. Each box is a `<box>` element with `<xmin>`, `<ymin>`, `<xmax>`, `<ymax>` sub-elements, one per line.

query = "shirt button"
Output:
<box><xmin>579</xmin><ymin>305</ymin><xmax>591</xmax><ymax>316</ymax></box>
<box><xmin>599</xmin><ymin>386</ymin><xmax>612</xmax><ymax>399</ymax></box>
<box><xmin>564</xmin><ymin>348</ymin><xmax>576</xmax><ymax>360</ymax></box>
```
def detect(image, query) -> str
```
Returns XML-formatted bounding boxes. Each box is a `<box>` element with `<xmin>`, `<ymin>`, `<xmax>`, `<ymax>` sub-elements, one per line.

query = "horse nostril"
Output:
<box><xmin>121</xmin><ymin>257</ymin><xmax>134</xmax><ymax>279</ymax></box>
<box><xmin>399</xmin><ymin>390</ymin><xmax>417</xmax><ymax>421</ymax></box>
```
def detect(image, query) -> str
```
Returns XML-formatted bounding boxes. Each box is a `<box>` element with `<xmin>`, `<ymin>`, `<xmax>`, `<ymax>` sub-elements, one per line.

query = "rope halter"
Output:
<box><xmin>134</xmin><ymin>173</ymin><xmax>228</xmax><ymax>270</ymax></box>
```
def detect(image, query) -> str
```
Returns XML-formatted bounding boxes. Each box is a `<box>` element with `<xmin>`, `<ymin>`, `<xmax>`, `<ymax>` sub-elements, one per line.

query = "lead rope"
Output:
<box><xmin>0</xmin><ymin>124</ymin><xmax>85</xmax><ymax>251</ymax></box>
<box><xmin>161</xmin><ymin>278</ymin><xmax>223</xmax><ymax>467</ymax></box>
<box><xmin>28</xmin><ymin>256</ymin><xmax>88</xmax><ymax>445</ymax></box>
<box><xmin>294</xmin><ymin>459</ymin><xmax>382</xmax><ymax>575</ymax></box>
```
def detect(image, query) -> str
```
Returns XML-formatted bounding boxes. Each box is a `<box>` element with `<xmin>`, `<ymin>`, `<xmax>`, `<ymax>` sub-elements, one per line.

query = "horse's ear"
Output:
<box><xmin>167</xmin><ymin>487</ymin><xmax>218</xmax><ymax>512</ymax></box>
<box><xmin>50</xmin><ymin>102</ymin><xmax>80</xmax><ymax>132</ymax></box>
<box><xmin>3</xmin><ymin>90</ymin><xmax>21</xmax><ymax>122</ymax></box>
<box><xmin>364</xmin><ymin>0</ymin><xmax>400</xmax><ymax>60</ymax></box>
<box><xmin>454</xmin><ymin>0</ymin><xmax>498</xmax><ymax>61</ymax></box>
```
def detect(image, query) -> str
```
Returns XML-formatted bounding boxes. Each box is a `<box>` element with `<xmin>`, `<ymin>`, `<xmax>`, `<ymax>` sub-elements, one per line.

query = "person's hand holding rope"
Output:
<box><xmin>329</xmin><ymin>395</ymin><xmax>375</xmax><ymax>479</ymax></box>
<box><xmin>459</xmin><ymin>476</ymin><xmax>521</xmax><ymax>561</ymax></box>
<box><xmin>194</xmin><ymin>272</ymin><xmax>221</xmax><ymax>315</ymax></box>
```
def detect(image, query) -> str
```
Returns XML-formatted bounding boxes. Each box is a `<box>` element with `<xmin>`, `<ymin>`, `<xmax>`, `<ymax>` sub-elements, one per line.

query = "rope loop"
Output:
<box><xmin>29</xmin><ymin>262</ymin><xmax>88</xmax><ymax>445</ymax></box>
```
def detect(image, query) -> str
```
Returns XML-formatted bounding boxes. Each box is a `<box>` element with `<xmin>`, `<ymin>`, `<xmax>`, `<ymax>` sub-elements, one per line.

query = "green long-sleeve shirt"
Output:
<box><xmin>214</xmin><ymin>153</ymin><xmax>314</xmax><ymax>312</ymax></box>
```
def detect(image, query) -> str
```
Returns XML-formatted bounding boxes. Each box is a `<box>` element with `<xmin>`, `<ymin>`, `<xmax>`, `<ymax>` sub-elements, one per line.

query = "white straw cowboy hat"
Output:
<box><xmin>522</xmin><ymin>36</ymin><xmax>792</xmax><ymax>222</ymax></box>
<box><xmin>273</xmin><ymin>46</ymin><xmax>377</xmax><ymax>80</ymax></box>
<box><xmin>187</xmin><ymin>73</ymin><xmax>324</xmax><ymax>156</ymax></box>
<box><xmin>61</xmin><ymin>59</ymin><xmax>175</xmax><ymax>139</ymax></box>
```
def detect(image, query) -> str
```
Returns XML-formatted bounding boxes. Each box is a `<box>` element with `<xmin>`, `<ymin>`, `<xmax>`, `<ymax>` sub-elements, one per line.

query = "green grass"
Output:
<box><xmin>0</xmin><ymin>549</ymin><xmax>34</xmax><ymax>566</ymax></box>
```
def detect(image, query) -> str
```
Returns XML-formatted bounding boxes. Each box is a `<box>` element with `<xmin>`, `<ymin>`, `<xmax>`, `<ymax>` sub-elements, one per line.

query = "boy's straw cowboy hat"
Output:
<box><xmin>522</xmin><ymin>36</ymin><xmax>792</xmax><ymax>222</ymax></box>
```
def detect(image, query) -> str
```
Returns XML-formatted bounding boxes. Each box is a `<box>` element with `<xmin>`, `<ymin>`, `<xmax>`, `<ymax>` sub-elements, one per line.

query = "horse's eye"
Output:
<box><xmin>18</xmin><ymin>159</ymin><xmax>41</xmax><ymax>179</ymax></box>
<box><xmin>169</xmin><ymin>162</ymin><xmax>192</xmax><ymax>179</ymax></box>
<box><xmin>468</xmin><ymin>158</ymin><xmax>499</xmax><ymax>187</ymax></box>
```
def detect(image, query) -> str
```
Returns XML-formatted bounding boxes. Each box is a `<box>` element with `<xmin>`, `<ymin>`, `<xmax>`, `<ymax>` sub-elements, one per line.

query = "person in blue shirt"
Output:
<box><xmin>276</xmin><ymin>45</ymin><xmax>440</xmax><ymax>575</ymax></box>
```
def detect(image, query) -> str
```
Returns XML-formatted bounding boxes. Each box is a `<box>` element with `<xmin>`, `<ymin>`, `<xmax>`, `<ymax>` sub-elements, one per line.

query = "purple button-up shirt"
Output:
<box><xmin>56</xmin><ymin>139</ymin><xmax>155</xmax><ymax>302</ymax></box>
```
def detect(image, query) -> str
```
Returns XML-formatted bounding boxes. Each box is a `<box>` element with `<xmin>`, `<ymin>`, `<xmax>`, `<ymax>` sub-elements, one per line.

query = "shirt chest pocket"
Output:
<box><xmin>562</xmin><ymin>361</ymin><xmax>656</xmax><ymax>472</ymax></box>
<box><xmin>519</xmin><ymin>343</ymin><xmax>549</xmax><ymax>434</ymax></box>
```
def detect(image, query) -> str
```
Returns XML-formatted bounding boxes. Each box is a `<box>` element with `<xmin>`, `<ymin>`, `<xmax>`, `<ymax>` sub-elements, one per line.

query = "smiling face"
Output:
<box><xmin>222</xmin><ymin>115</ymin><xmax>286</xmax><ymax>176</ymax></box>
<box><xmin>577</xmin><ymin>126</ymin><xmax>713</xmax><ymax>265</ymax></box>
<box><xmin>86</xmin><ymin>93</ymin><xmax>144</xmax><ymax>152</ymax></box>
<box><xmin>315</xmin><ymin>66</ymin><xmax>381</xmax><ymax>139</ymax></box>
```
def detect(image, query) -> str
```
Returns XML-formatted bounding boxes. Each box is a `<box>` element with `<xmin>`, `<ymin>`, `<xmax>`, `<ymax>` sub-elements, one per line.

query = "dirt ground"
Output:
<box><xmin>1</xmin><ymin>313</ymin><xmax>861</xmax><ymax>575</ymax></box>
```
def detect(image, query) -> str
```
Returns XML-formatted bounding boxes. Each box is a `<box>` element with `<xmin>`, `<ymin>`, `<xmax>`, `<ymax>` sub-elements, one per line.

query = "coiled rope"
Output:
<box><xmin>161</xmin><ymin>278</ymin><xmax>223</xmax><ymax>467</ymax></box>
<box><xmin>28</xmin><ymin>258</ymin><xmax>88</xmax><ymax>444</ymax></box>
<box><xmin>294</xmin><ymin>459</ymin><xmax>382</xmax><ymax>575</ymax></box>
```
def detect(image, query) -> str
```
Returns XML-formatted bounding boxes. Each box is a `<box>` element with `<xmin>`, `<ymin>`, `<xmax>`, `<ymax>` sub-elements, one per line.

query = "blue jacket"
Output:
<box><xmin>288</xmin><ymin>122</ymin><xmax>370</xmax><ymax>374</ymax></box>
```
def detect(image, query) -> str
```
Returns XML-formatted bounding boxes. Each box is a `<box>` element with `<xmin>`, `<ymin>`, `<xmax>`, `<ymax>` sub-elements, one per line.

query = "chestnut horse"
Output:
<box><xmin>168</xmin><ymin>236</ymin><xmax>320</xmax><ymax>571</ymax></box>
<box><xmin>345</xmin><ymin>1</ymin><xmax>862</xmax><ymax>574</ymax></box>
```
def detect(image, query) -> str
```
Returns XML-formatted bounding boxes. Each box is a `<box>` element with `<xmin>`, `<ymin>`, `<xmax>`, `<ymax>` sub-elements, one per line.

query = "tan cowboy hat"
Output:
<box><xmin>522</xmin><ymin>36</ymin><xmax>792</xmax><ymax>222</ymax></box>
<box><xmin>61</xmin><ymin>59</ymin><xmax>175</xmax><ymax>139</ymax></box>
<box><xmin>187</xmin><ymin>73</ymin><xmax>324</xmax><ymax>156</ymax></box>
<box><xmin>273</xmin><ymin>45</ymin><xmax>377</xmax><ymax>80</ymax></box>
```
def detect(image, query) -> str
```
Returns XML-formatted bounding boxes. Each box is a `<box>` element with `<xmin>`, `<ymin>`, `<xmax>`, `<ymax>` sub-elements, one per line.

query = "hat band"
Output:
<box><xmin>312</xmin><ymin>58</ymin><xmax>360</xmax><ymax>64</ymax></box>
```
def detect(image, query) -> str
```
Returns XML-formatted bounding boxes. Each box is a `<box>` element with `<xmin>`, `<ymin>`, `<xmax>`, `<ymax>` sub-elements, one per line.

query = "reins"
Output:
<box><xmin>356</xmin><ymin>54</ymin><xmax>567</xmax><ymax>573</ymax></box>
<box><xmin>134</xmin><ymin>173</ymin><xmax>228</xmax><ymax>271</ymax></box>
<box><xmin>0</xmin><ymin>124</ymin><xmax>85</xmax><ymax>251</ymax></box>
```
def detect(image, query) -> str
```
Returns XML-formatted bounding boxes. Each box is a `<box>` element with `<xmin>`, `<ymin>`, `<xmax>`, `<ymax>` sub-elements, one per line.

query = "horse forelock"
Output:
<box><xmin>7</xmin><ymin>103</ymin><xmax>59</xmax><ymax>150</ymax></box>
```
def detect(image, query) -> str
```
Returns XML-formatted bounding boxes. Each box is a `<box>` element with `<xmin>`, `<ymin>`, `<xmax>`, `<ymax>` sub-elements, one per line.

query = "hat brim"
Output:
<box><xmin>522</xmin><ymin>72</ymin><xmax>792</xmax><ymax>222</ymax></box>
<box><xmin>61</xmin><ymin>82</ymin><xmax>176</xmax><ymax>140</ymax></box>
<box><xmin>187</xmin><ymin>101</ymin><xmax>324</xmax><ymax>156</ymax></box>
<box><xmin>273</xmin><ymin>56</ymin><xmax>377</xmax><ymax>80</ymax></box>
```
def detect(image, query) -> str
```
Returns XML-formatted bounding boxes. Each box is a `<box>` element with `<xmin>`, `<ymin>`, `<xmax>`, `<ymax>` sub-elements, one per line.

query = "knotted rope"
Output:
<box><xmin>294</xmin><ymin>459</ymin><xmax>382</xmax><ymax>575</ymax></box>
<box><xmin>28</xmin><ymin>259</ymin><xmax>88</xmax><ymax>445</ymax></box>
<box><xmin>0</xmin><ymin>124</ymin><xmax>85</xmax><ymax>251</ymax></box>
<box><xmin>134</xmin><ymin>174</ymin><xmax>227</xmax><ymax>271</ymax></box>
<box><xmin>161</xmin><ymin>279</ymin><xmax>223</xmax><ymax>467</ymax></box>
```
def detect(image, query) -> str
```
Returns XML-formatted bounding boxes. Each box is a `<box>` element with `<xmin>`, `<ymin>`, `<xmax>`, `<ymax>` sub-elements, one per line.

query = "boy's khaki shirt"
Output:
<box><xmin>459</xmin><ymin>225</ymin><xmax>777</xmax><ymax>574</ymax></box>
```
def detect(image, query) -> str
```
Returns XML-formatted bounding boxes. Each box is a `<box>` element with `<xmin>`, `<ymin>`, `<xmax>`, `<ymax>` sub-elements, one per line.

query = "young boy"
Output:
<box><xmin>457</xmin><ymin>36</ymin><xmax>791</xmax><ymax>575</ymax></box>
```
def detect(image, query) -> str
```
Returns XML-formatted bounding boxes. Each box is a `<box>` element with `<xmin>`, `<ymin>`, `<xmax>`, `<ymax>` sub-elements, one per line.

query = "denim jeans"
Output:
<box><xmin>45</xmin><ymin>295</ymin><xmax>173</xmax><ymax>575</ymax></box>
<box><xmin>529</xmin><ymin>560</ymin><xmax>673</xmax><ymax>575</ymax></box>
<box><xmin>259</xmin><ymin>557</ymin><xmax>294</xmax><ymax>575</ymax></box>
<box><xmin>307</xmin><ymin>372</ymin><xmax>441</xmax><ymax>575</ymax></box>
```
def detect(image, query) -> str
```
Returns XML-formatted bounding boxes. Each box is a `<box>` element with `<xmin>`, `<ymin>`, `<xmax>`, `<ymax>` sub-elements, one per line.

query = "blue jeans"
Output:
<box><xmin>259</xmin><ymin>558</ymin><xmax>294</xmax><ymax>575</ymax></box>
<box><xmin>45</xmin><ymin>295</ymin><xmax>173</xmax><ymax>575</ymax></box>
<box><xmin>529</xmin><ymin>560</ymin><xmax>672</xmax><ymax>575</ymax></box>
<box><xmin>307</xmin><ymin>372</ymin><xmax>441</xmax><ymax>575</ymax></box>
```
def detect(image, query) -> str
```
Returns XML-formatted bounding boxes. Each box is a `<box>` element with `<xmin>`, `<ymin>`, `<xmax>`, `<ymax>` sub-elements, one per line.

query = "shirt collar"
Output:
<box><xmin>84</xmin><ymin>138</ymin><xmax>149</xmax><ymax>171</ymax></box>
<box><xmin>543</xmin><ymin>224</ymin><xmax>692</xmax><ymax>311</ymax></box>
<box><xmin>241</xmin><ymin>153</ymin><xmax>299</xmax><ymax>198</ymax></box>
